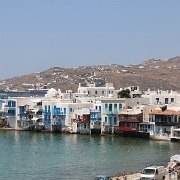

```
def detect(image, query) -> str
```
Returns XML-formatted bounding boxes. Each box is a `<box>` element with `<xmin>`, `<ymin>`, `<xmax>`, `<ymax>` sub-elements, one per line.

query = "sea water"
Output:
<box><xmin>0</xmin><ymin>131</ymin><xmax>179</xmax><ymax>180</ymax></box>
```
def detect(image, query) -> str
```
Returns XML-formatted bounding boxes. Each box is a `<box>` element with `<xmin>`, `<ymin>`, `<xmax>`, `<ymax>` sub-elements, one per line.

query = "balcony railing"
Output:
<box><xmin>105</xmin><ymin>110</ymin><xmax>118</xmax><ymax>115</ymax></box>
<box><xmin>42</xmin><ymin>110</ymin><xmax>51</xmax><ymax>114</ymax></box>
<box><xmin>90</xmin><ymin>117</ymin><xmax>101</xmax><ymax>121</ymax></box>
<box><xmin>119</xmin><ymin>127</ymin><xmax>139</xmax><ymax>132</ymax></box>
<box><xmin>155</xmin><ymin>122</ymin><xmax>180</xmax><ymax>126</ymax></box>
<box><xmin>4</xmin><ymin>113</ymin><xmax>16</xmax><ymax>117</ymax></box>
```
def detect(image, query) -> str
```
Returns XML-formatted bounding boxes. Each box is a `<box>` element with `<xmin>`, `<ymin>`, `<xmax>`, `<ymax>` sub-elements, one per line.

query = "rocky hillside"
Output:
<box><xmin>0</xmin><ymin>56</ymin><xmax>180</xmax><ymax>93</ymax></box>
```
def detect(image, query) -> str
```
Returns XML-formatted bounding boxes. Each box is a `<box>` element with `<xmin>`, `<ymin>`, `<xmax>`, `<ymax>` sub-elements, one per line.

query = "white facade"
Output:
<box><xmin>142</xmin><ymin>89</ymin><xmax>180</xmax><ymax>105</ymax></box>
<box><xmin>101</xmin><ymin>98</ymin><xmax>125</xmax><ymax>134</ymax></box>
<box><xmin>77</xmin><ymin>83</ymin><xmax>116</xmax><ymax>98</ymax></box>
<box><xmin>4</xmin><ymin>97</ymin><xmax>34</xmax><ymax>129</ymax></box>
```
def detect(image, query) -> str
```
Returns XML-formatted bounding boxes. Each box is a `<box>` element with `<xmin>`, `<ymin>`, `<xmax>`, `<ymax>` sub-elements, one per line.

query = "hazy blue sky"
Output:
<box><xmin>0</xmin><ymin>0</ymin><xmax>180</xmax><ymax>80</ymax></box>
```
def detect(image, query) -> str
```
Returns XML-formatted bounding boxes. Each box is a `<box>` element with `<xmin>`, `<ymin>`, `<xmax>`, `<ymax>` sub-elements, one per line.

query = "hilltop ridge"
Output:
<box><xmin>1</xmin><ymin>56</ymin><xmax>180</xmax><ymax>93</ymax></box>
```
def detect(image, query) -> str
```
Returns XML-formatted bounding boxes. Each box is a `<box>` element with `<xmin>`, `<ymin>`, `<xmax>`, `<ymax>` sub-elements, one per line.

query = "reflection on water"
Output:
<box><xmin>0</xmin><ymin>131</ymin><xmax>179</xmax><ymax>180</ymax></box>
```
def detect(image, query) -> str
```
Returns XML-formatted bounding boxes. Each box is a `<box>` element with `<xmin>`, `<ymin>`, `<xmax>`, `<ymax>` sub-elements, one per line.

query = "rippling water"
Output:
<box><xmin>0</xmin><ymin>131</ymin><xmax>179</xmax><ymax>180</ymax></box>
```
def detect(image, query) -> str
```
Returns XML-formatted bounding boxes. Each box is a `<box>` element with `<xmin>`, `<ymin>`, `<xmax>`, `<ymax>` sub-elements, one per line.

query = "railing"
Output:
<box><xmin>90</xmin><ymin>117</ymin><xmax>101</xmax><ymax>121</ymax></box>
<box><xmin>155</xmin><ymin>122</ymin><xmax>180</xmax><ymax>126</ymax></box>
<box><xmin>5</xmin><ymin>105</ymin><xmax>16</xmax><ymax>108</ymax></box>
<box><xmin>105</xmin><ymin>111</ymin><xmax>118</xmax><ymax>115</ymax></box>
<box><xmin>42</xmin><ymin>110</ymin><xmax>51</xmax><ymax>114</ymax></box>
<box><xmin>53</xmin><ymin>112</ymin><xmax>63</xmax><ymax>116</ymax></box>
<box><xmin>43</xmin><ymin>119</ymin><xmax>51</xmax><ymax>122</ymax></box>
<box><xmin>4</xmin><ymin>113</ymin><xmax>16</xmax><ymax>116</ymax></box>
<box><xmin>119</xmin><ymin>127</ymin><xmax>139</xmax><ymax>131</ymax></box>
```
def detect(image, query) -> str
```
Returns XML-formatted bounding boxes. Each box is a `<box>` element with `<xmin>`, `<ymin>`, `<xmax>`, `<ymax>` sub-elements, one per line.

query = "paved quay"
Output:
<box><xmin>111</xmin><ymin>171</ymin><xmax>176</xmax><ymax>180</ymax></box>
<box><xmin>111</xmin><ymin>161</ymin><xmax>180</xmax><ymax>180</ymax></box>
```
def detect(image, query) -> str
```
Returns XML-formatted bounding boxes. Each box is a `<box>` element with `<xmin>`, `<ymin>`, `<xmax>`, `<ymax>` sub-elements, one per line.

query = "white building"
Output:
<box><xmin>77</xmin><ymin>83</ymin><xmax>116</xmax><ymax>98</ymax></box>
<box><xmin>142</xmin><ymin>89</ymin><xmax>180</xmax><ymax>105</ymax></box>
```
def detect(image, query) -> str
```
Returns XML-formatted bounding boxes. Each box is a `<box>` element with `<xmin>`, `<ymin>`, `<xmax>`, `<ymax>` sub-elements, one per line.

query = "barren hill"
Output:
<box><xmin>1</xmin><ymin>56</ymin><xmax>180</xmax><ymax>93</ymax></box>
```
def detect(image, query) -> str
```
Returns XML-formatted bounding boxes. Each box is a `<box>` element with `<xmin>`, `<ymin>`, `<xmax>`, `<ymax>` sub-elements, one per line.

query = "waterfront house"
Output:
<box><xmin>71</xmin><ymin>108</ymin><xmax>90</xmax><ymax>134</ymax></box>
<box><xmin>90</xmin><ymin>102</ymin><xmax>102</xmax><ymax>134</ymax></box>
<box><xmin>101</xmin><ymin>98</ymin><xmax>125</xmax><ymax>134</ymax></box>
<box><xmin>149</xmin><ymin>106</ymin><xmax>180</xmax><ymax>140</ymax></box>
<box><xmin>118</xmin><ymin>107</ymin><xmax>143</xmax><ymax>135</ymax></box>
<box><xmin>18</xmin><ymin>99</ymin><xmax>44</xmax><ymax>130</ymax></box>
<box><xmin>4</xmin><ymin>97</ymin><xmax>32</xmax><ymax>129</ymax></box>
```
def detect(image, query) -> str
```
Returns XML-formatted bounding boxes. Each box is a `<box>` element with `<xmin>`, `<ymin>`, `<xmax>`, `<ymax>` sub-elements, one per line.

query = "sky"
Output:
<box><xmin>0</xmin><ymin>0</ymin><xmax>180</xmax><ymax>80</ymax></box>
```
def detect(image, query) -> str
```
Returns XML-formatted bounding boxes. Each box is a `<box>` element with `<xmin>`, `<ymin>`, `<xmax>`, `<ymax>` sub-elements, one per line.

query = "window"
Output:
<box><xmin>168</xmin><ymin>116</ymin><xmax>171</xmax><ymax>123</ymax></box>
<box><xmin>165</xmin><ymin>98</ymin><xmax>168</xmax><ymax>104</ymax></box>
<box><xmin>114</xmin><ymin>104</ymin><xmax>117</xmax><ymax>113</ymax></box>
<box><xmin>156</xmin><ymin>98</ymin><xmax>159</xmax><ymax>103</ymax></box>
<box><xmin>109</xmin><ymin>117</ymin><xmax>112</xmax><ymax>125</ymax></box>
<box><xmin>119</xmin><ymin>104</ymin><xmax>122</xmax><ymax>111</ymax></box>
<box><xmin>102</xmin><ymin>91</ymin><xmax>104</xmax><ymax>95</ymax></box>
<box><xmin>171</xmin><ymin>98</ymin><xmax>174</xmax><ymax>103</ymax></box>
<box><xmin>109</xmin><ymin>104</ymin><xmax>112</xmax><ymax>111</ymax></box>
<box><xmin>105</xmin><ymin>117</ymin><xmax>107</xmax><ymax>122</ymax></box>
<box><xmin>48</xmin><ymin>105</ymin><xmax>50</xmax><ymax>112</ymax></box>
<box><xmin>105</xmin><ymin>104</ymin><xmax>108</xmax><ymax>111</ymax></box>
<box><xmin>70</xmin><ymin>108</ymin><xmax>72</xmax><ymax>112</ymax></box>
<box><xmin>64</xmin><ymin>108</ymin><xmax>66</xmax><ymax>115</ymax></box>
<box><xmin>95</xmin><ymin>91</ymin><xmax>97</xmax><ymax>95</ymax></box>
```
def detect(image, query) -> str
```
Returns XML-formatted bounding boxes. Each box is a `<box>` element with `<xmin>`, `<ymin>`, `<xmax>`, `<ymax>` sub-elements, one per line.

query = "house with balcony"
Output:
<box><xmin>118</xmin><ymin>107</ymin><xmax>143</xmax><ymax>137</ymax></box>
<box><xmin>17</xmin><ymin>99</ymin><xmax>43</xmax><ymax>130</ymax></box>
<box><xmin>42</xmin><ymin>97</ymin><xmax>93</xmax><ymax>132</ymax></box>
<box><xmin>71</xmin><ymin>108</ymin><xmax>90</xmax><ymax>134</ymax></box>
<box><xmin>90</xmin><ymin>103</ymin><xmax>102</xmax><ymax>134</ymax></box>
<box><xmin>101</xmin><ymin>98</ymin><xmax>125</xmax><ymax>134</ymax></box>
<box><xmin>149</xmin><ymin>106</ymin><xmax>180</xmax><ymax>141</ymax></box>
<box><xmin>4</xmin><ymin>97</ymin><xmax>32</xmax><ymax>129</ymax></box>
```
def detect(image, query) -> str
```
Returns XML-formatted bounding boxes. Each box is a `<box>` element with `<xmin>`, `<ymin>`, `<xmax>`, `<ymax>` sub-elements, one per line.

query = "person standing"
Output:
<box><xmin>123</xmin><ymin>173</ymin><xmax>127</xmax><ymax>180</ymax></box>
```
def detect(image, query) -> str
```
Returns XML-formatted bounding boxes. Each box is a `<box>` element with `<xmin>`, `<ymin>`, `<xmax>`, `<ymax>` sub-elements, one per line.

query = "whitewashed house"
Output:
<box><xmin>101</xmin><ymin>98</ymin><xmax>125</xmax><ymax>134</ymax></box>
<box><xmin>4</xmin><ymin>97</ymin><xmax>33</xmax><ymax>129</ymax></box>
